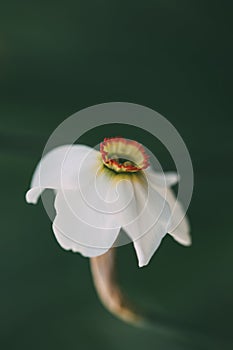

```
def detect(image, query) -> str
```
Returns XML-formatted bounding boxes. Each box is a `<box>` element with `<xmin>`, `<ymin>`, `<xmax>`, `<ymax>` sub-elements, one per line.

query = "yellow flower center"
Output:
<box><xmin>100</xmin><ymin>137</ymin><xmax>149</xmax><ymax>173</ymax></box>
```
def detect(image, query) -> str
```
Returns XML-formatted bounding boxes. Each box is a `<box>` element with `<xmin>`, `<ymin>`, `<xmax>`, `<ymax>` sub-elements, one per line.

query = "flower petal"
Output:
<box><xmin>121</xmin><ymin>180</ymin><xmax>171</xmax><ymax>267</ymax></box>
<box><xmin>52</xmin><ymin>189</ymin><xmax>121</xmax><ymax>256</ymax></box>
<box><xmin>77</xmin><ymin>162</ymin><xmax>135</xmax><ymax>225</ymax></box>
<box><xmin>165</xmin><ymin>189</ymin><xmax>191</xmax><ymax>246</ymax></box>
<box><xmin>133</xmin><ymin>224</ymin><xmax>167</xmax><ymax>267</ymax></box>
<box><xmin>147</xmin><ymin>169</ymin><xmax>191</xmax><ymax>246</ymax></box>
<box><xmin>25</xmin><ymin>145</ymin><xmax>99</xmax><ymax>204</ymax></box>
<box><xmin>52</xmin><ymin>224</ymin><xmax>111</xmax><ymax>257</ymax></box>
<box><xmin>145</xmin><ymin>168</ymin><xmax>180</xmax><ymax>188</ymax></box>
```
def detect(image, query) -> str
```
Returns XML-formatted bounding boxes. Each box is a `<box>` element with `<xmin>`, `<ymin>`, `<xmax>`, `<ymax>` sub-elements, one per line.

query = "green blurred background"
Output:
<box><xmin>1</xmin><ymin>1</ymin><xmax>233</xmax><ymax>349</ymax></box>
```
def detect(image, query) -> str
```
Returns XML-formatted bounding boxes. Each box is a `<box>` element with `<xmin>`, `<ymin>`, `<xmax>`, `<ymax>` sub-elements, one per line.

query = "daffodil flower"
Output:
<box><xmin>26</xmin><ymin>137</ymin><xmax>191</xmax><ymax>268</ymax></box>
<box><xmin>26</xmin><ymin>136</ymin><xmax>191</xmax><ymax>324</ymax></box>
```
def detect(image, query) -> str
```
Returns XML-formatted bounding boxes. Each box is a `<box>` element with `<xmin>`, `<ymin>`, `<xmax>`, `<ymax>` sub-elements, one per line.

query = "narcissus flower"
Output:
<box><xmin>26</xmin><ymin>137</ymin><xmax>191</xmax><ymax>267</ymax></box>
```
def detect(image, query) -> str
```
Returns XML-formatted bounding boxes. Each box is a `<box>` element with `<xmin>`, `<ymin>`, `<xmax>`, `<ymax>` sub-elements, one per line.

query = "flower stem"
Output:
<box><xmin>89</xmin><ymin>248</ymin><xmax>144</xmax><ymax>326</ymax></box>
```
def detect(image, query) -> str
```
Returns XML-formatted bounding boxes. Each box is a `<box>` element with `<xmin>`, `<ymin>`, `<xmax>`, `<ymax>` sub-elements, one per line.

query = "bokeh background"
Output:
<box><xmin>1</xmin><ymin>1</ymin><xmax>233</xmax><ymax>349</ymax></box>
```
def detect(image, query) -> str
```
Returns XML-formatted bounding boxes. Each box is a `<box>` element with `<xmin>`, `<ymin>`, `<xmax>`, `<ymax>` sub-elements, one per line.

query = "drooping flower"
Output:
<box><xmin>26</xmin><ymin>137</ymin><xmax>191</xmax><ymax>267</ymax></box>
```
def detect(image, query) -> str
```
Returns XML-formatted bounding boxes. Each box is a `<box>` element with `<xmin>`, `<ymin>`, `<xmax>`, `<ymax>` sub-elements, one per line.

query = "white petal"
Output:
<box><xmin>165</xmin><ymin>189</ymin><xmax>191</xmax><ymax>246</ymax></box>
<box><xmin>122</xmin><ymin>181</ymin><xmax>171</xmax><ymax>240</ymax></box>
<box><xmin>52</xmin><ymin>189</ymin><xmax>121</xmax><ymax>256</ymax></box>
<box><xmin>133</xmin><ymin>224</ymin><xmax>167</xmax><ymax>267</ymax></box>
<box><xmin>26</xmin><ymin>188</ymin><xmax>43</xmax><ymax>204</ymax></box>
<box><xmin>121</xmin><ymin>180</ymin><xmax>171</xmax><ymax>267</ymax></box>
<box><xmin>145</xmin><ymin>168</ymin><xmax>180</xmax><ymax>188</ymax></box>
<box><xmin>25</xmin><ymin>145</ymin><xmax>99</xmax><ymax>204</ymax></box>
<box><xmin>78</xmin><ymin>161</ymin><xmax>134</xmax><ymax>217</ymax></box>
<box><xmin>53</xmin><ymin>224</ymin><xmax>110</xmax><ymax>257</ymax></box>
<box><xmin>147</xmin><ymin>170</ymin><xmax>191</xmax><ymax>246</ymax></box>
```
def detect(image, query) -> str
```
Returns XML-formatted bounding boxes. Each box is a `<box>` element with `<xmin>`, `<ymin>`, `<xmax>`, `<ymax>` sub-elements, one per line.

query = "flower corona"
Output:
<box><xmin>100</xmin><ymin>137</ymin><xmax>149</xmax><ymax>173</ymax></box>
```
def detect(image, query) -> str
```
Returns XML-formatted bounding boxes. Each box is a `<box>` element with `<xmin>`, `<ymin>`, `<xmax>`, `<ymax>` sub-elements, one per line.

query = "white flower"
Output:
<box><xmin>26</xmin><ymin>137</ymin><xmax>191</xmax><ymax>267</ymax></box>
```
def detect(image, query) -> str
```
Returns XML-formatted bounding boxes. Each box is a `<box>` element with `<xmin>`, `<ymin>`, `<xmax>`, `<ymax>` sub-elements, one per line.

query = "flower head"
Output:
<box><xmin>26</xmin><ymin>137</ymin><xmax>191</xmax><ymax>267</ymax></box>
